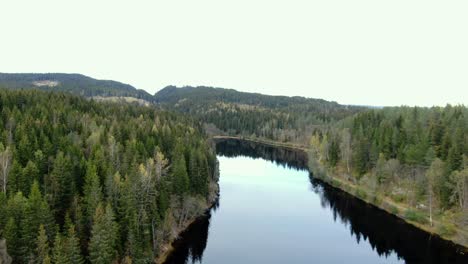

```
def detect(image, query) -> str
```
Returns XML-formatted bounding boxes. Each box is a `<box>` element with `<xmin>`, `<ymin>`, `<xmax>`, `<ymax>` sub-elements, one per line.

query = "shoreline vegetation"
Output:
<box><xmin>156</xmin><ymin>186</ymin><xmax>219</xmax><ymax>264</ymax></box>
<box><xmin>308</xmin><ymin>152</ymin><xmax>468</xmax><ymax>252</ymax></box>
<box><xmin>212</xmin><ymin>136</ymin><xmax>468</xmax><ymax>252</ymax></box>
<box><xmin>212</xmin><ymin>135</ymin><xmax>308</xmax><ymax>152</ymax></box>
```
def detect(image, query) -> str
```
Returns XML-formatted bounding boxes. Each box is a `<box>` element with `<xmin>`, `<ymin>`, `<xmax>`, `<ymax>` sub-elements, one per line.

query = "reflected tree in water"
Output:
<box><xmin>165</xmin><ymin>139</ymin><xmax>468</xmax><ymax>264</ymax></box>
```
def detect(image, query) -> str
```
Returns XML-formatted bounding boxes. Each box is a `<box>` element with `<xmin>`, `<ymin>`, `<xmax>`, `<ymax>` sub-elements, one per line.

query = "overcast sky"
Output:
<box><xmin>1</xmin><ymin>1</ymin><xmax>467</xmax><ymax>106</ymax></box>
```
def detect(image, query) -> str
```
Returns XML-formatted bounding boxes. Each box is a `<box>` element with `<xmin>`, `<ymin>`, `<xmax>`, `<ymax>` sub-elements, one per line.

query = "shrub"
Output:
<box><xmin>389</xmin><ymin>205</ymin><xmax>399</xmax><ymax>215</ymax></box>
<box><xmin>437</xmin><ymin>223</ymin><xmax>457</xmax><ymax>237</ymax></box>
<box><xmin>355</xmin><ymin>188</ymin><xmax>368</xmax><ymax>200</ymax></box>
<box><xmin>404</xmin><ymin>209</ymin><xmax>428</xmax><ymax>224</ymax></box>
<box><xmin>391</xmin><ymin>193</ymin><xmax>405</xmax><ymax>203</ymax></box>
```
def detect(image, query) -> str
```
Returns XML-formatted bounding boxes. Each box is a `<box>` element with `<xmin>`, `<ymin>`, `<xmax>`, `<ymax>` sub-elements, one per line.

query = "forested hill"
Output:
<box><xmin>155</xmin><ymin>86</ymin><xmax>365</xmax><ymax>144</ymax></box>
<box><xmin>309</xmin><ymin>105</ymin><xmax>468</xmax><ymax>245</ymax></box>
<box><xmin>0</xmin><ymin>74</ymin><xmax>364</xmax><ymax>144</ymax></box>
<box><xmin>0</xmin><ymin>73</ymin><xmax>154</xmax><ymax>103</ymax></box>
<box><xmin>156</xmin><ymin>85</ymin><xmax>337</xmax><ymax>107</ymax></box>
<box><xmin>0</xmin><ymin>89</ymin><xmax>218</xmax><ymax>263</ymax></box>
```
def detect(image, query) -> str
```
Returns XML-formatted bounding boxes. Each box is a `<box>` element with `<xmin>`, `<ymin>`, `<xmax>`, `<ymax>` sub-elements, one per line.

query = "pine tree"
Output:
<box><xmin>88</xmin><ymin>203</ymin><xmax>118</xmax><ymax>264</ymax></box>
<box><xmin>20</xmin><ymin>161</ymin><xmax>39</xmax><ymax>196</ymax></box>
<box><xmin>172</xmin><ymin>156</ymin><xmax>189</xmax><ymax>196</ymax></box>
<box><xmin>447</xmin><ymin>127</ymin><xmax>464</xmax><ymax>172</ymax></box>
<box><xmin>64</xmin><ymin>224</ymin><xmax>84</xmax><ymax>264</ymax></box>
<box><xmin>189</xmin><ymin>149</ymin><xmax>200</xmax><ymax>193</ymax></box>
<box><xmin>353</xmin><ymin>137</ymin><xmax>370</xmax><ymax>177</ymax></box>
<box><xmin>198</xmin><ymin>154</ymin><xmax>209</xmax><ymax>197</ymax></box>
<box><xmin>3</xmin><ymin>218</ymin><xmax>19</xmax><ymax>262</ymax></box>
<box><xmin>5</xmin><ymin>192</ymin><xmax>27</xmax><ymax>262</ymax></box>
<box><xmin>52</xmin><ymin>233</ymin><xmax>68</xmax><ymax>264</ymax></box>
<box><xmin>83</xmin><ymin>162</ymin><xmax>102</xmax><ymax>226</ymax></box>
<box><xmin>375</xmin><ymin>153</ymin><xmax>387</xmax><ymax>186</ymax></box>
<box><xmin>36</xmin><ymin>224</ymin><xmax>50</xmax><ymax>264</ymax></box>
<box><xmin>327</xmin><ymin>135</ymin><xmax>340</xmax><ymax>167</ymax></box>
<box><xmin>21</xmin><ymin>181</ymin><xmax>50</xmax><ymax>262</ymax></box>
<box><xmin>47</xmin><ymin>151</ymin><xmax>73</xmax><ymax>220</ymax></box>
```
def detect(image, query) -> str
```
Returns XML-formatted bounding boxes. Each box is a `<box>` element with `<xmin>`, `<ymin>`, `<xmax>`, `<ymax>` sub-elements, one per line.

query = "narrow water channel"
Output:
<box><xmin>164</xmin><ymin>139</ymin><xmax>468</xmax><ymax>264</ymax></box>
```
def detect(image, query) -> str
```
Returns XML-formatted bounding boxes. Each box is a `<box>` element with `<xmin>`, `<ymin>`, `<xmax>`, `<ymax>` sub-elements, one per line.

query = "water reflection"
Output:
<box><xmin>164</xmin><ymin>139</ymin><xmax>468</xmax><ymax>264</ymax></box>
<box><xmin>164</xmin><ymin>214</ymin><xmax>211</xmax><ymax>264</ymax></box>
<box><xmin>309</xmin><ymin>179</ymin><xmax>468</xmax><ymax>263</ymax></box>
<box><xmin>214</xmin><ymin>139</ymin><xmax>308</xmax><ymax>171</ymax></box>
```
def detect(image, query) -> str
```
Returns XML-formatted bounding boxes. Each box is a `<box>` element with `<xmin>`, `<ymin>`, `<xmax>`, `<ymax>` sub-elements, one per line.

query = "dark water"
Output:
<box><xmin>164</xmin><ymin>139</ymin><xmax>468</xmax><ymax>264</ymax></box>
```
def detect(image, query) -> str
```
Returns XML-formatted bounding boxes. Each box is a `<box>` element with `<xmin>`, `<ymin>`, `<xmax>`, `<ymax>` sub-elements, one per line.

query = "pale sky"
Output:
<box><xmin>1</xmin><ymin>1</ymin><xmax>467</xmax><ymax>106</ymax></box>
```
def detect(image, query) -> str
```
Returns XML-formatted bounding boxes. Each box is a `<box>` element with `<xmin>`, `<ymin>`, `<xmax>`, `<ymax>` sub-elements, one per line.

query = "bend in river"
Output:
<box><xmin>164</xmin><ymin>139</ymin><xmax>468</xmax><ymax>264</ymax></box>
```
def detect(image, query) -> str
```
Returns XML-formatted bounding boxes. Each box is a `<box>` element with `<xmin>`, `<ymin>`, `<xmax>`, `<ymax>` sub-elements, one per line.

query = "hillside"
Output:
<box><xmin>308</xmin><ymin>104</ymin><xmax>468</xmax><ymax>246</ymax></box>
<box><xmin>0</xmin><ymin>73</ymin><xmax>154</xmax><ymax>103</ymax></box>
<box><xmin>0</xmin><ymin>75</ymin><xmax>365</xmax><ymax>143</ymax></box>
<box><xmin>155</xmin><ymin>86</ymin><xmax>365</xmax><ymax>144</ymax></box>
<box><xmin>0</xmin><ymin>89</ymin><xmax>218</xmax><ymax>263</ymax></box>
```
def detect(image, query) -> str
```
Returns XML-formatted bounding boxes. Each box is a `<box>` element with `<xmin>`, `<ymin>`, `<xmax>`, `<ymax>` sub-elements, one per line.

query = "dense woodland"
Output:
<box><xmin>157</xmin><ymin>85</ymin><xmax>468</xmax><ymax>242</ymax></box>
<box><xmin>155</xmin><ymin>86</ymin><xmax>364</xmax><ymax>144</ymax></box>
<box><xmin>0</xmin><ymin>73</ymin><xmax>154</xmax><ymax>103</ymax></box>
<box><xmin>0</xmin><ymin>76</ymin><xmax>364</xmax><ymax>144</ymax></box>
<box><xmin>1</xmin><ymin>76</ymin><xmax>467</xmax><ymax>261</ymax></box>
<box><xmin>0</xmin><ymin>90</ymin><xmax>218</xmax><ymax>263</ymax></box>
<box><xmin>309</xmin><ymin>105</ymin><xmax>468</xmax><ymax>241</ymax></box>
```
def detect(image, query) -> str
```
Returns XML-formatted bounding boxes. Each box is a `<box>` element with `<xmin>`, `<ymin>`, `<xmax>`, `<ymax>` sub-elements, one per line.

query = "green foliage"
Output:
<box><xmin>355</xmin><ymin>188</ymin><xmax>368</xmax><ymax>200</ymax></box>
<box><xmin>64</xmin><ymin>224</ymin><xmax>84</xmax><ymax>264</ymax></box>
<box><xmin>83</xmin><ymin>163</ymin><xmax>102</xmax><ymax>226</ymax></box>
<box><xmin>327</xmin><ymin>134</ymin><xmax>341</xmax><ymax>167</ymax></box>
<box><xmin>427</xmin><ymin>158</ymin><xmax>451</xmax><ymax>208</ymax></box>
<box><xmin>89</xmin><ymin>204</ymin><xmax>118</xmax><ymax>264</ymax></box>
<box><xmin>404</xmin><ymin>209</ymin><xmax>428</xmax><ymax>224</ymax></box>
<box><xmin>35</xmin><ymin>225</ymin><xmax>50</xmax><ymax>264</ymax></box>
<box><xmin>172</xmin><ymin>155</ymin><xmax>189</xmax><ymax>196</ymax></box>
<box><xmin>0</xmin><ymin>89</ymin><xmax>217</xmax><ymax>263</ymax></box>
<box><xmin>312</xmin><ymin>105</ymin><xmax>467</xmax><ymax>220</ymax></box>
<box><xmin>155</xmin><ymin>86</ymin><xmax>364</xmax><ymax>143</ymax></box>
<box><xmin>437</xmin><ymin>222</ymin><xmax>457</xmax><ymax>237</ymax></box>
<box><xmin>3</xmin><ymin>218</ymin><xmax>19</xmax><ymax>261</ymax></box>
<box><xmin>388</xmin><ymin>204</ymin><xmax>399</xmax><ymax>215</ymax></box>
<box><xmin>52</xmin><ymin>233</ymin><xmax>67</xmax><ymax>264</ymax></box>
<box><xmin>47</xmin><ymin>151</ymin><xmax>74</xmax><ymax>221</ymax></box>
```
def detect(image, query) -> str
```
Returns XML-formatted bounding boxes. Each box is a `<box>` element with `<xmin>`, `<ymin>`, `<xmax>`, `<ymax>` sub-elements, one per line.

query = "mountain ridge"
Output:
<box><xmin>0</xmin><ymin>72</ymin><xmax>155</xmax><ymax>103</ymax></box>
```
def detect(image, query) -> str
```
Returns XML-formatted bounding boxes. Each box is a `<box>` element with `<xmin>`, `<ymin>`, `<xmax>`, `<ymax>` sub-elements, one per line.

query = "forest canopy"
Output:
<box><xmin>309</xmin><ymin>105</ymin><xmax>468</xmax><ymax>241</ymax></box>
<box><xmin>155</xmin><ymin>86</ymin><xmax>365</xmax><ymax>144</ymax></box>
<box><xmin>0</xmin><ymin>89</ymin><xmax>218</xmax><ymax>263</ymax></box>
<box><xmin>0</xmin><ymin>73</ymin><xmax>155</xmax><ymax>103</ymax></box>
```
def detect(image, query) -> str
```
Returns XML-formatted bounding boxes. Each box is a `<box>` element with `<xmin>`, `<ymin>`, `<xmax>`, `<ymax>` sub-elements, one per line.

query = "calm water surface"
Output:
<box><xmin>165</xmin><ymin>140</ymin><xmax>468</xmax><ymax>264</ymax></box>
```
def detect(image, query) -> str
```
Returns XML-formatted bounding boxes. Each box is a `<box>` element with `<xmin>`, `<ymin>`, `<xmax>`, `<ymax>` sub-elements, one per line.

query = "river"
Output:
<box><xmin>164</xmin><ymin>139</ymin><xmax>468</xmax><ymax>264</ymax></box>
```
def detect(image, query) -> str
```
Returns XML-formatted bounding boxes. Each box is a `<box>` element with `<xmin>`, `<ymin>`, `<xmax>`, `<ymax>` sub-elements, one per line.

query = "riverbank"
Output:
<box><xmin>156</xmin><ymin>197</ymin><xmax>219</xmax><ymax>264</ymax></box>
<box><xmin>308</xmin><ymin>153</ymin><xmax>468</xmax><ymax>252</ymax></box>
<box><xmin>212</xmin><ymin>135</ymin><xmax>308</xmax><ymax>152</ymax></box>
<box><xmin>158</xmin><ymin>136</ymin><xmax>467</xmax><ymax>263</ymax></box>
<box><xmin>156</xmin><ymin>182</ymin><xmax>220</xmax><ymax>264</ymax></box>
<box><xmin>215</xmin><ymin>136</ymin><xmax>468</xmax><ymax>251</ymax></box>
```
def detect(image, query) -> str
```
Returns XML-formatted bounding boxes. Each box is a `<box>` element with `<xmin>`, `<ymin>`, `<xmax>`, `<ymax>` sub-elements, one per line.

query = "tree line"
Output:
<box><xmin>0</xmin><ymin>89</ymin><xmax>218</xmax><ymax>263</ymax></box>
<box><xmin>310</xmin><ymin>105</ymin><xmax>468</xmax><ymax>239</ymax></box>
<box><xmin>155</xmin><ymin>86</ymin><xmax>364</xmax><ymax>144</ymax></box>
<box><xmin>0</xmin><ymin>73</ymin><xmax>155</xmax><ymax>102</ymax></box>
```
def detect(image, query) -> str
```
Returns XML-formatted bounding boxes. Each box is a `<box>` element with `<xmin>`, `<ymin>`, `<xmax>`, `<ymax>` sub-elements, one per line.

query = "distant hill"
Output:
<box><xmin>0</xmin><ymin>74</ymin><xmax>365</xmax><ymax>143</ymax></box>
<box><xmin>155</xmin><ymin>86</ymin><xmax>365</xmax><ymax>144</ymax></box>
<box><xmin>0</xmin><ymin>73</ymin><xmax>155</xmax><ymax>103</ymax></box>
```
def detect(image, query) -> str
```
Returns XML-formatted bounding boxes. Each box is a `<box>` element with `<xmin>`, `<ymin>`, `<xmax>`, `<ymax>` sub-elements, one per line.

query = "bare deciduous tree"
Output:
<box><xmin>450</xmin><ymin>169</ymin><xmax>468</xmax><ymax>210</ymax></box>
<box><xmin>0</xmin><ymin>144</ymin><xmax>12</xmax><ymax>193</ymax></box>
<box><xmin>426</xmin><ymin>158</ymin><xmax>445</xmax><ymax>226</ymax></box>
